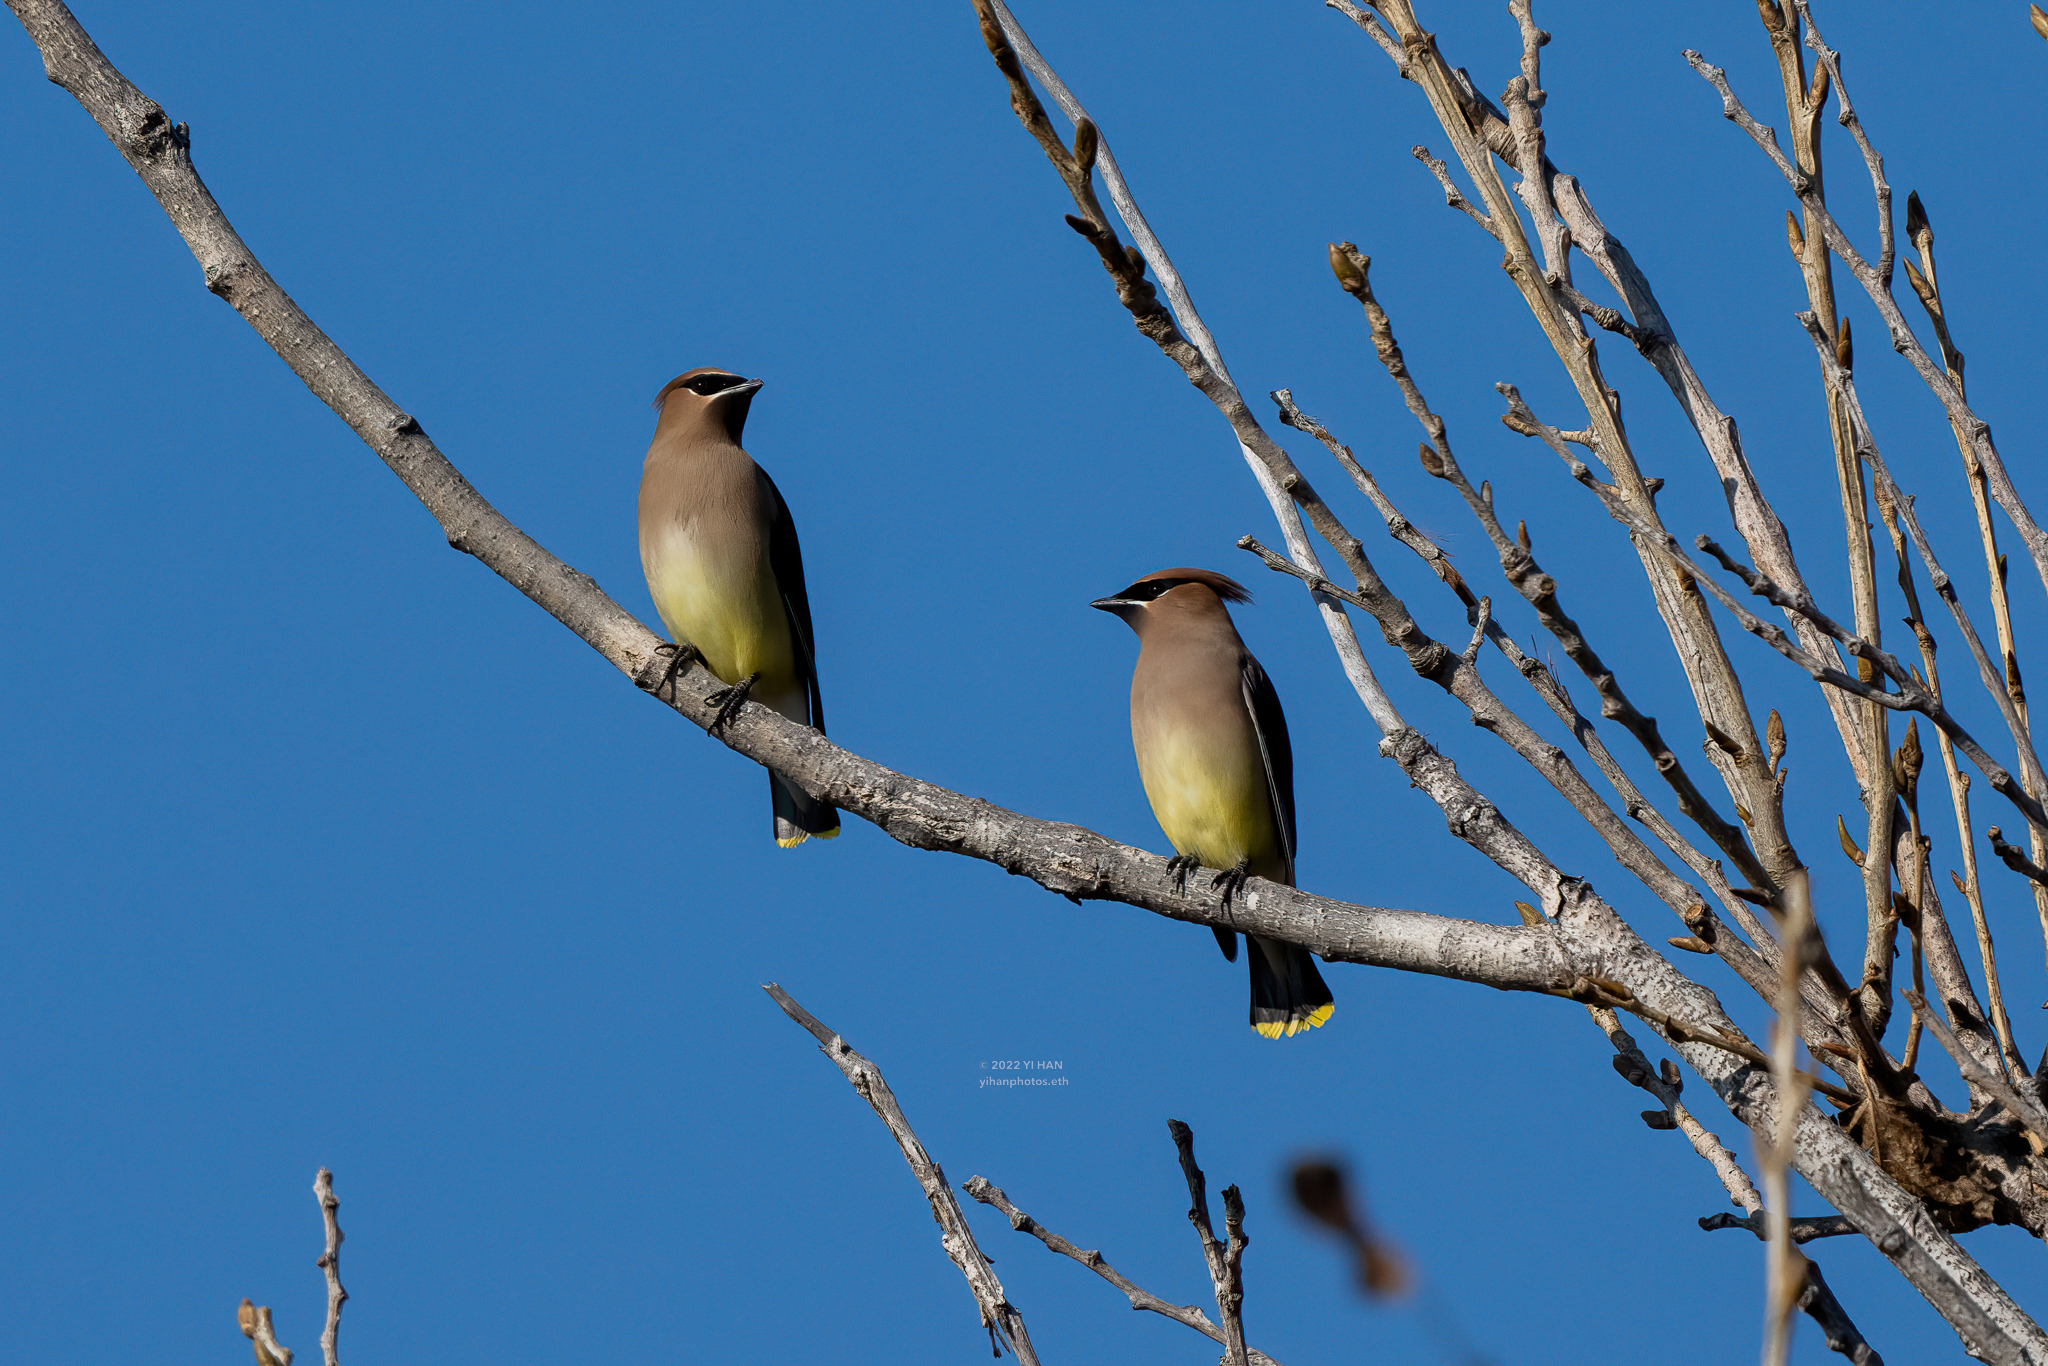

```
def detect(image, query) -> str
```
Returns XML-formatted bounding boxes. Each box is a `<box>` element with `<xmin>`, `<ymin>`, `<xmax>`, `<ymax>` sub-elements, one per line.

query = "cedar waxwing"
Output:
<box><xmin>1093</xmin><ymin>568</ymin><xmax>1334</xmax><ymax>1038</ymax></box>
<box><xmin>639</xmin><ymin>367</ymin><xmax>839</xmax><ymax>846</ymax></box>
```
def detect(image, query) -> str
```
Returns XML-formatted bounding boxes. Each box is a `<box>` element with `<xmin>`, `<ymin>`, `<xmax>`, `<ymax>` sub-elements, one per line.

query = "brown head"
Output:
<box><xmin>652</xmin><ymin>367</ymin><xmax>763</xmax><ymax>444</ymax></box>
<box><xmin>1090</xmin><ymin>567</ymin><xmax>1252</xmax><ymax>639</ymax></box>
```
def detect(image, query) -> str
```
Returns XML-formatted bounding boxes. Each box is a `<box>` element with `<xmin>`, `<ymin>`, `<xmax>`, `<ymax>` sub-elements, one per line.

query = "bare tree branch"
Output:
<box><xmin>1753</xmin><ymin>0</ymin><xmax>1897</xmax><ymax>1046</ymax></box>
<box><xmin>1876</xmin><ymin>485</ymin><xmax>2029</xmax><ymax>1077</ymax></box>
<box><xmin>1167</xmin><ymin>1120</ymin><xmax>1247</xmax><ymax>1366</ymax></box>
<box><xmin>766</xmin><ymin>985</ymin><xmax>1038</xmax><ymax>1363</ymax></box>
<box><xmin>962</xmin><ymin>1177</ymin><xmax>1284</xmax><ymax>1366</ymax></box>
<box><xmin>1600</xmin><ymin>1004</ymin><xmax>1880</xmax><ymax>1365</ymax></box>
<box><xmin>237</xmin><ymin>1299</ymin><xmax>293</xmax><ymax>1366</ymax></box>
<box><xmin>1906</xmin><ymin>990</ymin><xmax>2048</xmax><ymax>1154</ymax></box>
<box><xmin>1499</xmin><ymin>384</ymin><xmax>2048</xmax><ymax>848</ymax></box>
<box><xmin>1898</xmin><ymin>182</ymin><xmax>2048</xmax><ymax>978</ymax></box>
<box><xmin>314</xmin><ymin>1170</ymin><xmax>346</xmax><ymax>1366</ymax></box>
<box><xmin>1683</xmin><ymin>42</ymin><xmax>2048</xmax><ymax>610</ymax></box>
<box><xmin>975</xmin><ymin>0</ymin><xmax>1403</xmax><ymax>741</ymax></box>
<box><xmin>1798</xmin><ymin>1257</ymin><xmax>1886</xmax><ymax>1366</ymax></box>
<box><xmin>1340</xmin><ymin>0</ymin><xmax>1862</xmax><ymax>873</ymax></box>
<box><xmin>1701</xmin><ymin>1212</ymin><xmax>1859</xmax><ymax>1244</ymax></box>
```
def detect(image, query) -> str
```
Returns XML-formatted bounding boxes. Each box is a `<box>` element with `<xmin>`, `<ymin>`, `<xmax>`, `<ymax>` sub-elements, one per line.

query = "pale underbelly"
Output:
<box><xmin>1136</xmin><ymin>738</ymin><xmax>1281</xmax><ymax>877</ymax></box>
<box><xmin>644</xmin><ymin>537</ymin><xmax>804</xmax><ymax>716</ymax></box>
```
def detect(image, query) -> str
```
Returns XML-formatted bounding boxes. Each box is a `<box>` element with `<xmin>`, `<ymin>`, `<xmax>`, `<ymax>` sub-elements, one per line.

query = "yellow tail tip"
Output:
<box><xmin>1253</xmin><ymin>1002</ymin><xmax>1335</xmax><ymax>1039</ymax></box>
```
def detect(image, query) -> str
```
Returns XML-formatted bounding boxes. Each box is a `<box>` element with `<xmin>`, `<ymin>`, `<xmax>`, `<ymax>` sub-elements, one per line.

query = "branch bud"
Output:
<box><xmin>1836</xmin><ymin>814</ymin><xmax>1865</xmax><ymax>866</ymax></box>
<box><xmin>1892</xmin><ymin>718</ymin><xmax>1923</xmax><ymax>797</ymax></box>
<box><xmin>1766</xmin><ymin>708</ymin><xmax>1786</xmax><ymax>771</ymax></box>
<box><xmin>1641</xmin><ymin>1109</ymin><xmax>1678</xmax><ymax>1130</ymax></box>
<box><xmin>1328</xmin><ymin>241</ymin><xmax>1368</xmax><ymax>294</ymax></box>
<box><xmin>1903</xmin><ymin>257</ymin><xmax>1934</xmax><ymax>306</ymax></box>
<box><xmin>1071</xmin><ymin>117</ymin><xmax>1097</xmax><ymax>172</ymax></box>
<box><xmin>1807</xmin><ymin>59</ymin><xmax>1830</xmax><ymax>110</ymax></box>
<box><xmin>1756</xmin><ymin>0</ymin><xmax>1787</xmax><ymax>33</ymax></box>
<box><xmin>1784</xmin><ymin>210</ymin><xmax>1804</xmax><ymax>259</ymax></box>
<box><xmin>1835</xmin><ymin>315</ymin><xmax>1853</xmax><ymax>371</ymax></box>
<box><xmin>1417</xmin><ymin>441</ymin><xmax>1445</xmax><ymax>478</ymax></box>
<box><xmin>1667</xmin><ymin>935</ymin><xmax>1713</xmax><ymax>954</ymax></box>
<box><xmin>1905</xmin><ymin>189</ymin><xmax>1932</xmax><ymax>251</ymax></box>
<box><xmin>1704</xmin><ymin>722</ymin><xmax>1745</xmax><ymax>762</ymax></box>
<box><xmin>2034</xmin><ymin>4</ymin><xmax>2048</xmax><ymax>42</ymax></box>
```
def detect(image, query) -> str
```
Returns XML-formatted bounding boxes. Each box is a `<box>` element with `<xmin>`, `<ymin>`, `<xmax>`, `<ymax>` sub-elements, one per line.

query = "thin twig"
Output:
<box><xmin>1409</xmin><ymin>145</ymin><xmax>1498</xmax><ymax>236</ymax></box>
<box><xmin>766</xmin><ymin>985</ymin><xmax>1038</xmax><ymax>1363</ymax></box>
<box><xmin>962</xmin><ymin>1177</ymin><xmax>1284</xmax><ymax>1366</ymax></box>
<box><xmin>1684</xmin><ymin>44</ymin><xmax>2048</xmax><ymax>610</ymax></box>
<box><xmin>1700</xmin><ymin>1211</ymin><xmax>1859</xmax><ymax>1243</ymax></box>
<box><xmin>1319</xmin><ymin>244</ymin><xmax>1768</xmax><ymax>894</ymax></box>
<box><xmin>313</xmin><ymin>1170</ymin><xmax>346</xmax><ymax>1366</ymax></box>
<box><xmin>238</xmin><ymin>1300</ymin><xmax>293</xmax><ymax>1366</ymax></box>
<box><xmin>1268</xmin><ymin>381</ymin><xmax>1821</xmax><ymax>1024</ymax></box>
<box><xmin>1167</xmin><ymin>1121</ymin><xmax>1248</xmax><ymax>1366</ymax></box>
<box><xmin>1348</xmin><ymin>0</ymin><xmax>1818</xmax><ymax>900</ymax></box>
<box><xmin>1567</xmin><ymin>975</ymin><xmax>1856</xmax><ymax>1106</ymax></box>
<box><xmin>976</xmin><ymin>0</ymin><xmax>1404</xmax><ymax>739</ymax></box>
<box><xmin>1592</xmin><ymin>1007</ymin><xmax>1881</xmax><ymax>1366</ymax></box>
<box><xmin>1500</xmin><ymin>385</ymin><xmax>2048</xmax><ymax>844</ymax></box>
<box><xmin>1875</xmin><ymin>486</ymin><xmax>2027</xmax><ymax>1076</ymax></box>
<box><xmin>1988</xmin><ymin>828</ymin><xmax>2048</xmax><ymax>893</ymax></box>
<box><xmin>1899</xmin><ymin>186</ymin><xmax>2048</xmax><ymax>980</ymax></box>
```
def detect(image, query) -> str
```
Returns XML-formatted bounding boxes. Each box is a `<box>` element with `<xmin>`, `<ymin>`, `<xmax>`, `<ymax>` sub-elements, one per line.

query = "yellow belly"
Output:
<box><xmin>1136</xmin><ymin>731</ymin><xmax>1282</xmax><ymax>878</ymax></box>
<box><xmin>643</xmin><ymin>527</ymin><xmax>804</xmax><ymax>718</ymax></box>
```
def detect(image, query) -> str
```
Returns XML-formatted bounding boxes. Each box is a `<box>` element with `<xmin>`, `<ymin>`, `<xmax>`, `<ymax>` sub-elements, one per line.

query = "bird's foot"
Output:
<box><xmin>704</xmin><ymin>671</ymin><xmax>762</xmax><ymax>734</ymax></box>
<box><xmin>1211</xmin><ymin>858</ymin><xmax>1252</xmax><ymax>911</ymax></box>
<box><xmin>1166</xmin><ymin>854</ymin><xmax>1199</xmax><ymax>896</ymax></box>
<box><xmin>649</xmin><ymin>642</ymin><xmax>702</xmax><ymax>701</ymax></box>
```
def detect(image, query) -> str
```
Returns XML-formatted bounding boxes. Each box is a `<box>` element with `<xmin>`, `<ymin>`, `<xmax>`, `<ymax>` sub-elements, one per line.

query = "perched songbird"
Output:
<box><xmin>1093</xmin><ymin>568</ymin><xmax>1334</xmax><ymax>1038</ymax></box>
<box><xmin>639</xmin><ymin>367</ymin><xmax>839</xmax><ymax>846</ymax></box>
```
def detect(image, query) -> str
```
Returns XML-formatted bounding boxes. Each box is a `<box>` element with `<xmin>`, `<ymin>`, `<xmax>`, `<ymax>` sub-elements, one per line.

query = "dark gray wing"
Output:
<box><xmin>1240</xmin><ymin>651</ymin><xmax>1295</xmax><ymax>886</ymax></box>
<box><xmin>758</xmin><ymin>466</ymin><xmax>825</xmax><ymax>734</ymax></box>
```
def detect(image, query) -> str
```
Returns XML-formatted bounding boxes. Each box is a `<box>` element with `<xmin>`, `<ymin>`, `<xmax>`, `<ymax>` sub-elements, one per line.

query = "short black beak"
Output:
<box><xmin>727</xmin><ymin>378</ymin><xmax>765</xmax><ymax>398</ymax></box>
<box><xmin>1090</xmin><ymin>596</ymin><xmax>1137</xmax><ymax>615</ymax></box>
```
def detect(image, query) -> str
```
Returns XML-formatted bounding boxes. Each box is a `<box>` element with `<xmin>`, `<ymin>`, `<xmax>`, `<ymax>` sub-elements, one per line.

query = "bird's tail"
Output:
<box><xmin>771</xmin><ymin>769</ymin><xmax>840</xmax><ymax>848</ymax></box>
<box><xmin>1247</xmin><ymin>935</ymin><xmax>1335</xmax><ymax>1039</ymax></box>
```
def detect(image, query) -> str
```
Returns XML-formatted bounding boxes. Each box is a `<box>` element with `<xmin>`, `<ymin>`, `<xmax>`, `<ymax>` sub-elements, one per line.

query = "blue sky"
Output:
<box><xmin>7</xmin><ymin>2</ymin><xmax>2048</xmax><ymax>1362</ymax></box>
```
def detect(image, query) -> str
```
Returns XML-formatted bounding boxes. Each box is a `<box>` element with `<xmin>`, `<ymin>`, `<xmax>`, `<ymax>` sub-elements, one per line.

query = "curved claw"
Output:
<box><xmin>1210</xmin><ymin>858</ymin><xmax>1252</xmax><ymax>911</ymax></box>
<box><xmin>1166</xmin><ymin>853</ymin><xmax>1197</xmax><ymax>896</ymax></box>
<box><xmin>650</xmin><ymin>642</ymin><xmax>702</xmax><ymax>702</ymax></box>
<box><xmin>704</xmin><ymin>671</ymin><xmax>761</xmax><ymax>734</ymax></box>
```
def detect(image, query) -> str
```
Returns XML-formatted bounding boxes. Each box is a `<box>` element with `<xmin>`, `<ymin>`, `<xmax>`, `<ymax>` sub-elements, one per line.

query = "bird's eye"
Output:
<box><xmin>687</xmin><ymin>374</ymin><xmax>735</xmax><ymax>396</ymax></box>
